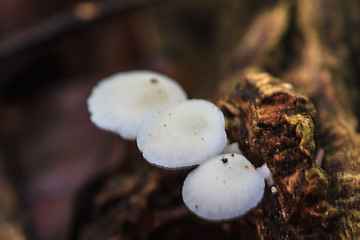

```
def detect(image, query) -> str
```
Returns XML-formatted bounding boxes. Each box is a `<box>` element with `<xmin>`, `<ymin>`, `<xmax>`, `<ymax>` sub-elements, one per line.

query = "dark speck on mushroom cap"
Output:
<box><xmin>150</xmin><ymin>78</ymin><xmax>158</xmax><ymax>84</ymax></box>
<box><xmin>221</xmin><ymin>158</ymin><xmax>228</xmax><ymax>164</ymax></box>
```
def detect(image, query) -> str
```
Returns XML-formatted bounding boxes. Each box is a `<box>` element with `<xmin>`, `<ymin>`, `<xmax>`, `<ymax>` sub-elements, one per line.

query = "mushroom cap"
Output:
<box><xmin>87</xmin><ymin>70</ymin><xmax>187</xmax><ymax>140</ymax></box>
<box><xmin>136</xmin><ymin>99</ymin><xmax>227</xmax><ymax>169</ymax></box>
<box><xmin>182</xmin><ymin>153</ymin><xmax>265</xmax><ymax>221</ymax></box>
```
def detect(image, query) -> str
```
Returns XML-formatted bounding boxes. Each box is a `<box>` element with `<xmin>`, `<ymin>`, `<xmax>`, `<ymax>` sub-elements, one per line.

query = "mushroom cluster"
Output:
<box><xmin>87</xmin><ymin>70</ymin><xmax>273</xmax><ymax>221</ymax></box>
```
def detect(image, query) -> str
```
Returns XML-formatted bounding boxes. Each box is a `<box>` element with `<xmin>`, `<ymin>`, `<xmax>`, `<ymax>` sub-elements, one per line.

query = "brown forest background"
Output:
<box><xmin>0</xmin><ymin>0</ymin><xmax>360</xmax><ymax>239</ymax></box>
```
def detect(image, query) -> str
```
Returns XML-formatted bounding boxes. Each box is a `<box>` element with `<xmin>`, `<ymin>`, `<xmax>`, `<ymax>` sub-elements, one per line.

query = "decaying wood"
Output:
<box><xmin>75</xmin><ymin>151</ymin><xmax>260</xmax><ymax>240</ymax></box>
<box><xmin>215</xmin><ymin>0</ymin><xmax>360</xmax><ymax>238</ymax></box>
<box><xmin>75</xmin><ymin>70</ymin><xmax>359</xmax><ymax>239</ymax></box>
<box><xmin>218</xmin><ymin>71</ymin><xmax>348</xmax><ymax>239</ymax></box>
<box><xmin>75</xmin><ymin>0</ymin><xmax>360</xmax><ymax>239</ymax></box>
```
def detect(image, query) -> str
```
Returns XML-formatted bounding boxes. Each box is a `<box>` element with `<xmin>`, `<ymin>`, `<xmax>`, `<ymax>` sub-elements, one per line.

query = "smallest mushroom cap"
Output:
<box><xmin>182</xmin><ymin>153</ymin><xmax>265</xmax><ymax>221</ymax></box>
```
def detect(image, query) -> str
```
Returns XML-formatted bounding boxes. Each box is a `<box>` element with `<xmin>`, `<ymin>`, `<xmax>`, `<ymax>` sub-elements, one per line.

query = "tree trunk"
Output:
<box><xmin>75</xmin><ymin>0</ymin><xmax>360</xmax><ymax>239</ymax></box>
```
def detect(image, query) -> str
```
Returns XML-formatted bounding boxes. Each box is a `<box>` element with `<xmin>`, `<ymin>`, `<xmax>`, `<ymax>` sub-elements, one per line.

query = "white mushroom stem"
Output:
<box><xmin>256</xmin><ymin>163</ymin><xmax>274</xmax><ymax>186</ymax></box>
<box><xmin>182</xmin><ymin>153</ymin><xmax>265</xmax><ymax>221</ymax></box>
<box><xmin>221</xmin><ymin>142</ymin><xmax>242</xmax><ymax>154</ymax></box>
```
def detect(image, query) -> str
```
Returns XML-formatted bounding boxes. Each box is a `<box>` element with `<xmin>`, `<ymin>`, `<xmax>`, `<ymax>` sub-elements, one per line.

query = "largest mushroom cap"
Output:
<box><xmin>87</xmin><ymin>70</ymin><xmax>187</xmax><ymax>140</ymax></box>
<box><xmin>182</xmin><ymin>153</ymin><xmax>265</xmax><ymax>221</ymax></box>
<box><xmin>137</xmin><ymin>99</ymin><xmax>227</xmax><ymax>169</ymax></box>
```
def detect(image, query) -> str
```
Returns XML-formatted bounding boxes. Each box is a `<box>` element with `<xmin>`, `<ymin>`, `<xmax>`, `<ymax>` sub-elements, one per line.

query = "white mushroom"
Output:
<box><xmin>87</xmin><ymin>70</ymin><xmax>187</xmax><ymax>140</ymax></box>
<box><xmin>256</xmin><ymin>163</ymin><xmax>274</xmax><ymax>186</ymax></box>
<box><xmin>182</xmin><ymin>153</ymin><xmax>265</xmax><ymax>221</ymax></box>
<box><xmin>136</xmin><ymin>99</ymin><xmax>227</xmax><ymax>169</ymax></box>
<box><xmin>221</xmin><ymin>142</ymin><xmax>242</xmax><ymax>154</ymax></box>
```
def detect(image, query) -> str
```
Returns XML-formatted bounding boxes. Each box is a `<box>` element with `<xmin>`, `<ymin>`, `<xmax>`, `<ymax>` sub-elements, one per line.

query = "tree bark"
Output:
<box><xmin>215</xmin><ymin>0</ymin><xmax>360</xmax><ymax>238</ymax></box>
<box><xmin>75</xmin><ymin>0</ymin><xmax>360</xmax><ymax>239</ymax></box>
<box><xmin>218</xmin><ymin>70</ymin><xmax>358</xmax><ymax>239</ymax></box>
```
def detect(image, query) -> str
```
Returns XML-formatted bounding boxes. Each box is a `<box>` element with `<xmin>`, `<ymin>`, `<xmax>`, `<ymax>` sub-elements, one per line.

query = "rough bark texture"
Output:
<box><xmin>214</xmin><ymin>0</ymin><xmax>360</xmax><ymax>238</ymax></box>
<box><xmin>218</xmin><ymin>71</ymin><xmax>343</xmax><ymax>239</ymax></box>
<box><xmin>74</xmin><ymin>0</ymin><xmax>360</xmax><ymax>239</ymax></box>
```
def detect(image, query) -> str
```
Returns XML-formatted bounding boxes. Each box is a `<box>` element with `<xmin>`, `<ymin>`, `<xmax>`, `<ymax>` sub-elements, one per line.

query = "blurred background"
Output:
<box><xmin>0</xmin><ymin>0</ymin><xmax>225</xmax><ymax>239</ymax></box>
<box><xmin>0</xmin><ymin>0</ymin><xmax>359</xmax><ymax>239</ymax></box>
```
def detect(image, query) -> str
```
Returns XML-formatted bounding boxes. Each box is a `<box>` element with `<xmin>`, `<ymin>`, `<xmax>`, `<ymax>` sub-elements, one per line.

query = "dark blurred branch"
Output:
<box><xmin>0</xmin><ymin>0</ymin><xmax>162</xmax><ymax>63</ymax></box>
